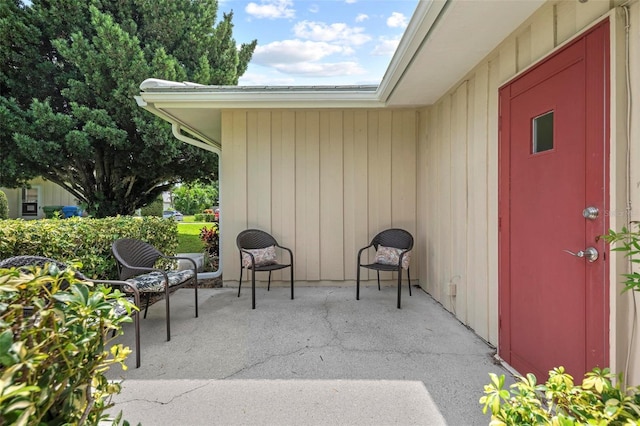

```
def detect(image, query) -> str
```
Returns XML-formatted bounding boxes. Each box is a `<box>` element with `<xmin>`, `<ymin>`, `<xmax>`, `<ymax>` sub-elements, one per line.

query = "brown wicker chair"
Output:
<box><xmin>356</xmin><ymin>228</ymin><xmax>414</xmax><ymax>309</ymax></box>
<box><xmin>0</xmin><ymin>255</ymin><xmax>142</xmax><ymax>368</ymax></box>
<box><xmin>111</xmin><ymin>238</ymin><xmax>198</xmax><ymax>341</ymax></box>
<box><xmin>236</xmin><ymin>229</ymin><xmax>294</xmax><ymax>309</ymax></box>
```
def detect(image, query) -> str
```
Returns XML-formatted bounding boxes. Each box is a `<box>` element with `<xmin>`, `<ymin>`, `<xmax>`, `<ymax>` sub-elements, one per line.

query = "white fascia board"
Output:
<box><xmin>137</xmin><ymin>89</ymin><xmax>384</xmax><ymax>109</ymax></box>
<box><xmin>377</xmin><ymin>0</ymin><xmax>449</xmax><ymax>103</ymax></box>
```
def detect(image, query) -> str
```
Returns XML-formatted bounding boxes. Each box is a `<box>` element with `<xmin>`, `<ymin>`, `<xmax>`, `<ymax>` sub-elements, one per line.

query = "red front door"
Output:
<box><xmin>498</xmin><ymin>21</ymin><xmax>609</xmax><ymax>380</ymax></box>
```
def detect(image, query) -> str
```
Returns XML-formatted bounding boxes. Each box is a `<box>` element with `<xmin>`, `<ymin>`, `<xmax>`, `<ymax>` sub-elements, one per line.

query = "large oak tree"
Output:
<box><xmin>0</xmin><ymin>0</ymin><xmax>256</xmax><ymax>217</ymax></box>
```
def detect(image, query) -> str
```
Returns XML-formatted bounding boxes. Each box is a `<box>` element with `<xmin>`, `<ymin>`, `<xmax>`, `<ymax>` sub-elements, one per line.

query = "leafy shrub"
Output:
<box><xmin>200</xmin><ymin>223</ymin><xmax>219</xmax><ymax>257</ymax></box>
<box><xmin>480</xmin><ymin>366</ymin><xmax>640</xmax><ymax>425</ymax></box>
<box><xmin>0</xmin><ymin>190</ymin><xmax>8</xmax><ymax>219</ymax></box>
<box><xmin>173</xmin><ymin>182</ymin><xmax>217</xmax><ymax>215</ymax></box>
<box><xmin>0</xmin><ymin>217</ymin><xmax>178</xmax><ymax>279</ymax></box>
<box><xmin>42</xmin><ymin>205</ymin><xmax>64</xmax><ymax>219</ymax></box>
<box><xmin>140</xmin><ymin>197</ymin><xmax>163</xmax><ymax>217</ymax></box>
<box><xmin>604</xmin><ymin>222</ymin><xmax>640</xmax><ymax>293</ymax></box>
<box><xmin>193</xmin><ymin>213</ymin><xmax>216</xmax><ymax>222</ymax></box>
<box><xmin>0</xmin><ymin>262</ymin><xmax>135</xmax><ymax>425</ymax></box>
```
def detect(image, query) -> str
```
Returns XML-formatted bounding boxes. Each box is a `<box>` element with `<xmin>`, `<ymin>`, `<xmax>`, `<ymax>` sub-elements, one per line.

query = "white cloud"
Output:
<box><xmin>252</xmin><ymin>40</ymin><xmax>353</xmax><ymax>65</ymax></box>
<box><xmin>245</xmin><ymin>0</ymin><xmax>295</xmax><ymax>19</ymax></box>
<box><xmin>308</xmin><ymin>4</ymin><xmax>319</xmax><ymax>13</ymax></box>
<box><xmin>272</xmin><ymin>61</ymin><xmax>366</xmax><ymax>77</ymax></box>
<box><xmin>293</xmin><ymin>21</ymin><xmax>371</xmax><ymax>46</ymax></box>
<box><xmin>387</xmin><ymin>12</ymin><xmax>408</xmax><ymax>28</ymax></box>
<box><xmin>238</xmin><ymin>72</ymin><xmax>296</xmax><ymax>86</ymax></box>
<box><xmin>355</xmin><ymin>13</ymin><xmax>368</xmax><ymax>23</ymax></box>
<box><xmin>371</xmin><ymin>35</ymin><xmax>401</xmax><ymax>56</ymax></box>
<box><xmin>345</xmin><ymin>0</ymin><xmax>357</xmax><ymax>3</ymax></box>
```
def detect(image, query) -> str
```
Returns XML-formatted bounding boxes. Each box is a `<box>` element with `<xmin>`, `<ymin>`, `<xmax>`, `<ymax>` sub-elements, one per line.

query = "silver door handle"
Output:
<box><xmin>563</xmin><ymin>247</ymin><xmax>599</xmax><ymax>262</ymax></box>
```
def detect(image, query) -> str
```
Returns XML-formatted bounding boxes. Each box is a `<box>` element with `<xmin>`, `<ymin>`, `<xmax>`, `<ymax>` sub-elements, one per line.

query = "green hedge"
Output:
<box><xmin>140</xmin><ymin>197</ymin><xmax>163</xmax><ymax>217</ymax></box>
<box><xmin>0</xmin><ymin>216</ymin><xmax>178</xmax><ymax>279</ymax></box>
<box><xmin>194</xmin><ymin>213</ymin><xmax>216</xmax><ymax>222</ymax></box>
<box><xmin>0</xmin><ymin>191</ymin><xmax>8</xmax><ymax>219</ymax></box>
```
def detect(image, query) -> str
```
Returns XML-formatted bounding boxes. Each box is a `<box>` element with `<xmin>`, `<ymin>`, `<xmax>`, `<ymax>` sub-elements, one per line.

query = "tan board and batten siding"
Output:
<box><xmin>418</xmin><ymin>1</ymin><xmax>640</xmax><ymax>383</ymax></box>
<box><xmin>221</xmin><ymin>109</ymin><xmax>417</xmax><ymax>285</ymax></box>
<box><xmin>219</xmin><ymin>1</ymin><xmax>639</xmax><ymax>383</ymax></box>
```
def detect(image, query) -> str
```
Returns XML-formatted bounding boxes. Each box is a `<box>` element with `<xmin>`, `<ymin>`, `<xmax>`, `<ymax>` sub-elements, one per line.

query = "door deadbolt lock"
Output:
<box><xmin>563</xmin><ymin>247</ymin><xmax>599</xmax><ymax>262</ymax></box>
<box><xmin>582</xmin><ymin>206</ymin><xmax>599</xmax><ymax>220</ymax></box>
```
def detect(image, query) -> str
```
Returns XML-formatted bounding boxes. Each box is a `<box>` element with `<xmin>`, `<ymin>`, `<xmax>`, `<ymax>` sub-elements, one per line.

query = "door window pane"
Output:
<box><xmin>532</xmin><ymin>111</ymin><xmax>554</xmax><ymax>153</ymax></box>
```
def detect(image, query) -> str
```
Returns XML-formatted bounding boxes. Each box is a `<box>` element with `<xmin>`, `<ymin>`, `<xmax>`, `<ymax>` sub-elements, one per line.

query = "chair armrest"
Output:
<box><xmin>357</xmin><ymin>244</ymin><xmax>374</xmax><ymax>264</ymax></box>
<box><xmin>162</xmin><ymin>255</ymin><xmax>198</xmax><ymax>271</ymax></box>
<box><xmin>88</xmin><ymin>278</ymin><xmax>141</xmax><ymax>308</ymax></box>
<box><xmin>275</xmin><ymin>244</ymin><xmax>294</xmax><ymax>264</ymax></box>
<box><xmin>239</xmin><ymin>248</ymin><xmax>257</xmax><ymax>267</ymax></box>
<box><xmin>397</xmin><ymin>249</ymin><xmax>410</xmax><ymax>268</ymax></box>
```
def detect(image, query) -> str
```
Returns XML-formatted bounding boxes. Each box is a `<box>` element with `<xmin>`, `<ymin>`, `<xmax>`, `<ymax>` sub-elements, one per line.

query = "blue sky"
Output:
<box><xmin>220</xmin><ymin>0</ymin><xmax>420</xmax><ymax>86</ymax></box>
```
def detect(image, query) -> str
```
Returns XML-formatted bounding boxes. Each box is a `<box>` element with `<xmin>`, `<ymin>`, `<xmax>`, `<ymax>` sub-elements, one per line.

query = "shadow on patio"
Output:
<box><xmin>105</xmin><ymin>285</ymin><xmax>512</xmax><ymax>425</ymax></box>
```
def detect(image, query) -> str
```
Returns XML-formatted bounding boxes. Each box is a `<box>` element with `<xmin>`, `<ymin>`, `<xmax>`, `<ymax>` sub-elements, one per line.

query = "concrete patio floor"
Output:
<box><xmin>105</xmin><ymin>285</ymin><xmax>513</xmax><ymax>425</ymax></box>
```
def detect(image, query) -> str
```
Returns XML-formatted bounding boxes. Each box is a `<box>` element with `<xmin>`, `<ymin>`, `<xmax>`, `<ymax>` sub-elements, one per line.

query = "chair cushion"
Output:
<box><xmin>375</xmin><ymin>246</ymin><xmax>411</xmax><ymax>270</ymax></box>
<box><xmin>125</xmin><ymin>270</ymin><xmax>195</xmax><ymax>293</ymax></box>
<box><xmin>242</xmin><ymin>246</ymin><xmax>277</xmax><ymax>268</ymax></box>
<box><xmin>112</xmin><ymin>297</ymin><xmax>137</xmax><ymax>317</ymax></box>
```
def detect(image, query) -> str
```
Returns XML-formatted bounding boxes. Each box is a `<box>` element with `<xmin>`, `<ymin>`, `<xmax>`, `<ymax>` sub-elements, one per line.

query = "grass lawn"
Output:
<box><xmin>176</xmin><ymin>222</ymin><xmax>213</xmax><ymax>253</ymax></box>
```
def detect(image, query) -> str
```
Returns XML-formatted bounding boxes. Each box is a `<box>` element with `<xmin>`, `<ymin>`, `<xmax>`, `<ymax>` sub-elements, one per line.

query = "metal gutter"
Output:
<box><xmin>135</xmin><ymin>95</ymin><xmax>221</xmax><ymax>151</ymax></box>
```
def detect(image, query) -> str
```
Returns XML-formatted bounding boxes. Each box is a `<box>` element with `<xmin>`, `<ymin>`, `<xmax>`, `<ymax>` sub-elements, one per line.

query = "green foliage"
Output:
<box><xmin>193</xmin><ymin>213</ymin><xmax>216</xmax><ymax>222</ymax></box>
<box><xmin>480</xmin><ymin>367</ymin><xmax>640</xmax><ymax>425</ymax></box>
<box><xmin>140</xmin><ymin>196</ymin><xmax>163</xmax><ymax>217</ymax></box>
<box><xmin>200</xmin><ymin>223</ymin><xmax>219</xmax><ymax>257</ymax></box>
<box><xmin>0</xmin><ymin>190</ymin><xmax>8</xmax><ymax>219</ymax></box>
<box><xmin>1</xmin><ymin>1</ymin><xmax>252</xmax><ymax>217</ymax></box>
<box><xmin>0</xmin><ymin>217</ymin><xmax>178</xmax><ymax>279</ymax></box>
<box><xmin>604</xmin><ymin>222</ymin><xmax>640</xmax><ymax>293</ymax></box>
<box><xmin>42</xmin><ymin>205</ymin><xmax>64</xmax><ymax>219</ymax></box>
<box><xmin>0</xmin><ymin>262</ymin><xmax>135</xmax><ymax>425</ymax></box>
<box><xmin>177</xmin><ymin>223</ymin><xmax>208</xmax><ymax>253</ymax></box>
<box><xmin>173</xmin><ymin>182</ymin><xmax>218</xmax><ymax>215</ymax></box>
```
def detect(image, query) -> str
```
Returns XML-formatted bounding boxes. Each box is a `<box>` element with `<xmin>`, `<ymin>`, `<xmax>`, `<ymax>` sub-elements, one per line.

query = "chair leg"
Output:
<box><xmin>377</xmin><ymin>270</ymin><xmax>381</xmax><ymax>291</ymax></box>
<box><xmin>238</xmin><ymin>267</ymin><xmax>243</xmax><ymax>297</ymax></box>
<box><xmin>143</xmin><ymin>293</ymin><xmax>151</xmax><ymax>319</ymax></box>
<box><xmin>407</xmin><ymin>267</ymin><xmax>412</xmax><ymax>297</ymax></box>
<box><xmin>268</xmin><ymin>271</ymin><xmax>272</xmax><ymax>291</ymax></box>
<box><xmin>165</xmin><ymin>287</ymin><xmax>171</xmax><ymax>341</ymax></box>
<box><xmin>290</xmin><ymin>265</ymin><xmax>294</xmax><ymax>300</ymax></box>
<box><xmin>397</xmin><ymin>268</ymin><xmax>402</xmax><ymax>309</ymax></box>
<box><xmin>356</xmin><ymin>265</ymin><xmax>360</xmax><ymax>300</ymax></box>
<box><xmin>251</xmin><ymin>268</ymin><xmax>256</xmax><ymax>309</ymax></box>
<box><xmin>133</xmin><ymin>312</ymin><xmax>141</xmax><ymax>368</ymax></box>
<box><xmin>194</xmin><ymin>276</ymin><xmax>199</xmax><ymax>318</ymax></box>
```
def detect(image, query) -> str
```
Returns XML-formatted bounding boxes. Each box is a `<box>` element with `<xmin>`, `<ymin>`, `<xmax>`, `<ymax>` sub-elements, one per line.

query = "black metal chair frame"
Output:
<box><xmin>111</xmin><ymin>238</ymin><xmax>198</xmax><ymax>342</ymax></box>
<box><xmin>356</xmin><ymin>228</ymin><xmax>414</xmax><ymax>309</ymax></box>
<box><xmin>236</xmin><ymin>229</ymin><xmax>294</xmax><ymax>309</ymax></box>
<box><xmin>0</xmin><ymin>255</ymin><xmax>142</xmax><ymax>368</ymax></box>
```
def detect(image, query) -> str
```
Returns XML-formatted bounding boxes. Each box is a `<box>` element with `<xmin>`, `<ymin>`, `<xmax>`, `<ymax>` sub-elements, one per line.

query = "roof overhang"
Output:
<box><xmin>136</xmin><ymin>0</ymin><xmax>545</xmax><ymax>149</ymax></box>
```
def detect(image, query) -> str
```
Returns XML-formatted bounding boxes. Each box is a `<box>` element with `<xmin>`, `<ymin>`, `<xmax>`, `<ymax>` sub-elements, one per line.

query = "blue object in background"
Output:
<box><xmin>61</xmin><ymin>206</ymin><xmax>80</xmax><ymax>218</ymax></box>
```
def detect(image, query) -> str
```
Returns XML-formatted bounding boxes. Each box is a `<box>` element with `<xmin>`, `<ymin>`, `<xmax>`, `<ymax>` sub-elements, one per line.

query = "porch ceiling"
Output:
<box><xmin>382</xmin><ymin>0</ymin><xmax>545</xmax><ymax>107</ymax></box>
<box><xmin>136</xmin><ymin>0</ymin><xmax>545</xmax><ymax>149</ymax></box>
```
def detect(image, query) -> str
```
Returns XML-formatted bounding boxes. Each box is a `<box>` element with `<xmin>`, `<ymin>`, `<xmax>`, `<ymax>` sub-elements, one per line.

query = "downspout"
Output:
<box><xmin>135</xmin><ymin>96</ymin><xmax>223</xmax><ymax>280</ymax></box>
<box><xmin>171</xmin><ymin>124</ymin><xmax>223</xmax><ymax>280</ymax></box>
<box><xmin>171</xmin><ymin>123</ymin><xmax>221</xmax><ymax>156</ymax></box>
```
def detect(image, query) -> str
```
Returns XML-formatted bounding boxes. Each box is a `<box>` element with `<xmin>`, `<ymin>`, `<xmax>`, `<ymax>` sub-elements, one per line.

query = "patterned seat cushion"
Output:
<box><xmin>112</xmin><ymin>297</ymin><xmax>137</xmax><ymax>317</ymax></box>
<box><xmin>242</xmin><ymin>246</ymin><xmax>277</xmax><ymax>268</ymax></box>
<box><xmin>125</xmin><ymin>270</ymin><xmax>195</xmax><ymax>293</ymax></box>
<box><xmin>374</xmin><ymin>246</ymin><xmax>411</xmax><ymax>270</ymax></box>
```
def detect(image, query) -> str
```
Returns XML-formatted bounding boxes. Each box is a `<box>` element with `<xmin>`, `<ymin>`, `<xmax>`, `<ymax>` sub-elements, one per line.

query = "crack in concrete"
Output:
<box><xmin>117</xmin><ymin>381</ymin><xmax>211</xmax><ymax>406</ymax></box>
